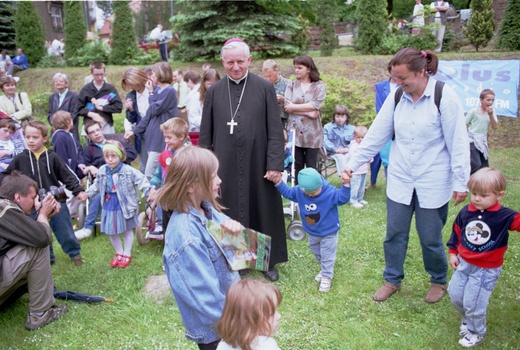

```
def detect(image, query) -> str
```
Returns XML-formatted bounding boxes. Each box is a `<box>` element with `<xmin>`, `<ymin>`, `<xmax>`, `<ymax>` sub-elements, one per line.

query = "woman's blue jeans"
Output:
<box><xmin>384</xmin><ymin>192</ymin><xmax>449</xmax><ymax>286</ymax></box>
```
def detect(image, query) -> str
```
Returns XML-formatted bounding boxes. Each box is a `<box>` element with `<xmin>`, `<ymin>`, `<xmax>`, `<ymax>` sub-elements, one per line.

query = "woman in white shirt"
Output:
<box><xmin>345</xmin><ymin>47</ymin><xmax>470</xmax><ymax>304</ymax></box>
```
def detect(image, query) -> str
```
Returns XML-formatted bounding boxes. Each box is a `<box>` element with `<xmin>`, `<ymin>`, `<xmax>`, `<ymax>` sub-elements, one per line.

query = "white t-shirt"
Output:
<box><xmin>216</xmin><ymin>336</ymin><xmax>281</xmax><ymax>350</ymax></box>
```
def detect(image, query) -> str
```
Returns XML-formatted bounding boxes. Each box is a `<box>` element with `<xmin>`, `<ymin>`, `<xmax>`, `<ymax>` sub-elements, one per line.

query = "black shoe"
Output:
<box><xmin>263</xmin><ymin>267</ymin><xmax>279</xmax><ymax>281</ymax></box>
<box><xmin>239</xmin><ymin>269</ymin><xmax>250</xmax><ymax>277</ymax></box>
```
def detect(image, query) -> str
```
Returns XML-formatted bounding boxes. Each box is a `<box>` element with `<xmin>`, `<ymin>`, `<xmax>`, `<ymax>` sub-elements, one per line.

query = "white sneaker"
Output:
<box><xmin>459</xmin><ymin>332</ymin><xmax>484</xmax><ymax>348</ymax></box>
<box><xmin>351</xmin><ymin>202</ymin><xmax>363</xmax><ymax>209</ymax></box>
<box><xmin>75</xmin><ymin>228</ymin><xmax>93</xmax><ymax>240</ymax></box>
<box><xmin>319</xmin><ymin>276</ymin><xmax>332</xmax><ymax>292</ymax></box>
<box><xmin>315</xmin><ymin>272</ymin><xmax>322</xmax><ymax>282</ymax></box>
<box><xmin>360</xmin><ymin>200</ymin><xmax>368</xmax><ymax>205</ymax></box>
<box><xmin>459</xmin><ymin>322</ymin><xmax>468</xmax><ymax>336</ymax></box>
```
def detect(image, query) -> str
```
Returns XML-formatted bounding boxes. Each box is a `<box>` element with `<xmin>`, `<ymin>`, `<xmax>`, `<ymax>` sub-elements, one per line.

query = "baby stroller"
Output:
<box><xmin>283</xmin><ymin>127</ymin><xmax>306</xmax><ymax>241</ymax></box>
<box><xmin>136</xmin><ymin>201</ymin><xmax>163</xmax><ymax>245</ymax></box>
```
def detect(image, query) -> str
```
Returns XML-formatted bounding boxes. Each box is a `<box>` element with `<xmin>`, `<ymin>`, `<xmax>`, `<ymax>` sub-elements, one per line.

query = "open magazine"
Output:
<box><xmin>206</xmin><ymin>221</ymin><xmax>271</xmax><ymax>272</ymax></box>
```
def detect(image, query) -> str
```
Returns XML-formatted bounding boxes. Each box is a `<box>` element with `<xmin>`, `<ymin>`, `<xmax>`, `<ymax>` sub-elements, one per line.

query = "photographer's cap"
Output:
<box><xmin>298</xmin><ymin>168</ymin><xmax>322</xmax><ymax>193</ymax></box>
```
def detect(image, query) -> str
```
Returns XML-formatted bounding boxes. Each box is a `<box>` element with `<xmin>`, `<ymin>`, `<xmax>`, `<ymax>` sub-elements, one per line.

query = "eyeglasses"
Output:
<box><xmin>87</xmin><ymin>128</ymin><xmax>102</xmax><ymax>135</ymax></box>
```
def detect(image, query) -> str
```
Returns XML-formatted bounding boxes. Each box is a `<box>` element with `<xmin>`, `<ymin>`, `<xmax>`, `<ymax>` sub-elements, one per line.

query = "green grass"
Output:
<box><xmin>1</xmin><ymin>148</ymin><xmax>520</xmax><ymax>350</ymax></box>
<box><xmin>3</xmin><ymin>50</ymin><xmax>520</xmax><ymax>349</ymax></box>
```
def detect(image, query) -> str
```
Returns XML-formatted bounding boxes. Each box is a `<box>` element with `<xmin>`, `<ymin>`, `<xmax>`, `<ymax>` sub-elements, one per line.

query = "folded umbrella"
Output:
<box><xmin>53</xmin><ymin>287</ymin><xmax>112</xmax><ymax>303</ymax></box>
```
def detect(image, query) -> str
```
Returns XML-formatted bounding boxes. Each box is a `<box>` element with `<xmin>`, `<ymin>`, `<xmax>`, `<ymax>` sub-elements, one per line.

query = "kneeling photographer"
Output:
<box><xmin>0</xmin><ymin>171</ymin><xmax>69</xmax><ymax>330</ymax></box>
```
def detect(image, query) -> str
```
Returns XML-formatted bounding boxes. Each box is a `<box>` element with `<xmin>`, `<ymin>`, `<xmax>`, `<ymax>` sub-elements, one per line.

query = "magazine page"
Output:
<box><xmin>206</xmin><ymin>221</ymin><xmax>271</xmax><ymax>272</ymax></box>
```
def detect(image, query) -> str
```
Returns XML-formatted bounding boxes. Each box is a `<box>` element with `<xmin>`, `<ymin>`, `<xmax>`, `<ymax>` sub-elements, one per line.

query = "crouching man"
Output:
<box><xmin>0</xmin><ymin>171</ymin><xmax>68</xmax><ymax>330</ymax></box>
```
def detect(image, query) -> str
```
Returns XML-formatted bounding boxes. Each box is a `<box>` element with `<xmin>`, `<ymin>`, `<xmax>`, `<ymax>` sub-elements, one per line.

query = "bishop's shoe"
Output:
<box><xmin>263</xmin><ymin>267</ymin><xmax>279</xmax><ymax>281</ymax></box>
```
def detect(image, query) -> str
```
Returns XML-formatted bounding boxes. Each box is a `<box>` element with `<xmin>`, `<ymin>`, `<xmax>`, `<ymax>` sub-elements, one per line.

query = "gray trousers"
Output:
<box><xmin>0</xmin><ymin>245</ymin><xmax>55</xmax><ymax>313</ymax></box>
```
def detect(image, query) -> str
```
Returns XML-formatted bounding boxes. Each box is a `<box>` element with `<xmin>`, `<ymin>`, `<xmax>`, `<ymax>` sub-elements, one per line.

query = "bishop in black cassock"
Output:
<box><xmin>199</xmin><ymin>40</ymin><xmax>288</xmax><ymax>279</ymax></box>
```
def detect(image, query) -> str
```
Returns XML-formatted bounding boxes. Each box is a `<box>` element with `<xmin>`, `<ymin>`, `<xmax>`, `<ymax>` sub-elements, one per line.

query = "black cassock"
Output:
<box><xmin>199</xmin><ymin>72</ymin><xmax>288</xmax><ymax>267</ymax></box>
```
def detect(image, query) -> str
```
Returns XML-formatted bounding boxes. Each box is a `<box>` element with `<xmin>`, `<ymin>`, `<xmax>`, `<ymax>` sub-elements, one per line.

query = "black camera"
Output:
<box><xmin>38</xmin><ymin>185</ymin><xmax>67</xmax><ymax>201</ymax></box>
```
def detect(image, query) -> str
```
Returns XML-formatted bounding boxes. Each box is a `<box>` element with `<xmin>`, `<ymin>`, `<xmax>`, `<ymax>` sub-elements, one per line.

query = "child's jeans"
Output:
<box><xmin>448</xmin><ymin>257</ymin><xmax>501</xmax><ymax>336</ymax></box>
<box><xmin>49</xmin><ymin>203</ymin><xmax>82</xmax><ymax>260</ymax></box>
<box><xmin>350</xmin><ymin>173</ymin><xmax>367</xmax><ymax>204</ymax></box>
<box><xmin>308</xmin><ymin>232</ymin><xmax>338</xmax><ymax>278</ymax></box>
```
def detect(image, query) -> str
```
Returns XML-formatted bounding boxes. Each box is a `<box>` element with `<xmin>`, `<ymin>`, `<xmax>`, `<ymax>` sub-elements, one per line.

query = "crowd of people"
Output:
<box><xmin>0</xmin><ymin>38</ymin><xmax>516</xmax><ymax>350</ymax></box>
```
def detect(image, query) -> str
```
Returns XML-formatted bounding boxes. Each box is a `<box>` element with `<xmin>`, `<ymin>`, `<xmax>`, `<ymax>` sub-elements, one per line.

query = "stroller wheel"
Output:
<box><xmin>136</xmin><ymin>211</ymin><xmax>150</xmax><ymax>245</ymax></box>
<box><xmin>76</xmin><ymin>202</ymin><xmax>86</xmax><ymax>230</ymax></box>
<box><xmin>287</xmin><ymin>221</ymin><xmax>306</xmax><ymax>241</ymax></box>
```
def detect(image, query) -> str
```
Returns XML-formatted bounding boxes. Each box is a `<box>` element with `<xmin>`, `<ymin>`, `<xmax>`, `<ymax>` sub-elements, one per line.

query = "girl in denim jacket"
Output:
<box><xmin>86</xmin><ymin>140</ymin><xmax>150</xmax><ymax>268</ymax></box>
<box><xmin>155</xmin><ymin>146</ymin><xmax>241</xmax><ymax>350</ymax></box>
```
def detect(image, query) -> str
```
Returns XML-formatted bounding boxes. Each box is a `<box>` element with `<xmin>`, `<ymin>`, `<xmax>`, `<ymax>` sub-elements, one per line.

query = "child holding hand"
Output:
<box><xmin>85</xmin><ymin>140</ymin><xmax>150</xmax><ymax>268</ymax></box>
<box><xmin>272</xmin><ymin>167</ymin><xmax>350</xmax><ymax>292</ymax></box>
<box><xmin>447</xmin><ymin>168</ymin><xmax>520</xmax><ymax>348</ymax></box>
<box><xmin>216</xmin><ymin>279</ymin><xmax>282</xmax><ymax>350</ymax></box>
<box><xmin>155</xmin><ymin>146</ymin><xmax>240</xmax><ymax>350</ymax></box>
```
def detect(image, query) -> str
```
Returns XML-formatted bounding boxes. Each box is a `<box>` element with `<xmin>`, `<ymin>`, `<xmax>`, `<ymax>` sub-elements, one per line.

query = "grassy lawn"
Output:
<box><xmin>2</xmin><ymin>50</ymin><xmax>520</xmax><ymax>349</ymax></box>
<box><xmin>1</xmin><ymin>147</ymin><xmax>520</xmax><ymax>350</ymax></box>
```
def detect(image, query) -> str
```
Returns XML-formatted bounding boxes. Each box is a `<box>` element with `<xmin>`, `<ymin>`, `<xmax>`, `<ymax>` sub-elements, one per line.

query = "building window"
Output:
<box><xmin>51</xmin><ymin>6</ymin><xmax>63</xmax><ymax>32</ymax></box>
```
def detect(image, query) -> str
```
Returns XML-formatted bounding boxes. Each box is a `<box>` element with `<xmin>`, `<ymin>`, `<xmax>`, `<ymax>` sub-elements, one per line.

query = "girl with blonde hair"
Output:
<box><xmin>156</xmin><ymin>146</ymin><xmax>241</xmax><ymax>350</ymax></box>
<box><xmin>85</xmin><ymin>140</ymin><xmax>150</xmax><ymax>268</ymax></box>
<box><xmin>216</xmin><ymin>279</ymin><xmax>282</xmax><ymax>350</ymax></box>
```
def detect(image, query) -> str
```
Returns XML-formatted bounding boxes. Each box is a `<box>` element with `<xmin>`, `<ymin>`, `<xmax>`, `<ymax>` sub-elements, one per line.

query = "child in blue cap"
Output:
<box><xmin>271</xmin><ymin>168</ymin><xmax>350</xmax><ymax>292</ymax></box>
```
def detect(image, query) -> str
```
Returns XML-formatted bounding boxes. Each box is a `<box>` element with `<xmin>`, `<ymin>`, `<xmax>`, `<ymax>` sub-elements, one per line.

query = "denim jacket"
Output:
<box><xmin>323</xmin><ymin>122</ymin><xmax>355</xmax><ymax>154</ymax></box>
<box><xmin>163</xmin><ymin>201</ymin><xmax>240</xmax><ymax>344</ymax></box>
<box><xmin>86</xmin><ymin>163</ymin><xmax>150</xmax><ymax>219</ymax></box>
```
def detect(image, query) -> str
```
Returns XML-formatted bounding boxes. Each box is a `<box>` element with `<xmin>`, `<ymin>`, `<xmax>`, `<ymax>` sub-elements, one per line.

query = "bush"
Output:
<box><xmin>320</xmin><ymin>74</ymin><xmax>374</xmax><ymax>126</ymax></box>
<box><xmin>109</xmin><ymin>0</ymin><xmax>140</xmax><ymax>65</ymax></box>
<box><xmin>30</xmin><ymin>91</ymin><xmax>52</xmax><ymax>120</ymax></box>
<box><xmin>67</xmin><ymin>42</ymin><xmax>110</xmax><ymax>67</ymax></box>
<box><xmin>379</xmin><ymin>29</ymin><xmax>437</xmax><ymax>55</ymax></box>
<box><xmin>353</xmin><ymin>0</ymin><xmax>388</xmax><ymax>54</ymax></box>
<box><xmin>463</xmin><ymin>0</ymin><xmax>494</xmax><ymax>51</ymax></box>
<box><xmin>13</xmin><ymin>2</ymin><xmax>46</xmax><ymax>66</ymax></box>
<box><xmin>63</xmin><ymin>1</ymin><xmax>87</xmax><ymax>62</ymax></box>
<box><xmin>442</xmin><ymin>30</ymin><xmax>469</xmax><ymax>52</ymax></box>
<box><xmin>497</xmin><ymin>0</ymin><xmax>520</xmax><ymax>50</ymax></box>
<box><xmin>37</xmin><ymin>55</ymin><xmax>65</xmax><ymax>68</ymax></box>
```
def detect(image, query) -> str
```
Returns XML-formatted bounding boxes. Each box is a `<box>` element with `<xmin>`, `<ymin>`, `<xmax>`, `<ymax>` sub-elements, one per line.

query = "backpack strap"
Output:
<box><xmin>433</xmin><ymin>80</ymin><xmax>444</xmax><ymax>114</ymax></box>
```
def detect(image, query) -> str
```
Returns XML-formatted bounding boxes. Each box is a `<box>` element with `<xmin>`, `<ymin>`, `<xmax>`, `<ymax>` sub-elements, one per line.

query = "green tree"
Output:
<box><xmin>463</xmin><ymin>0</ymin><xmax>494</xmax><ymax>51</ymax></box>
<box><xmin>172</xmin><ymin>0</ymin><xmax>304</xmax><ymax>61</ymax></box>
<box><xmin>317</xmin><ymin>1</ymin><xmax>338</xmax><ymax>56</ymax></box>
<box><xmin>0</xmin><ymin>2</ymin><xmax>15</xmax><ymax>53</ymax></box>
<box><xmin>497</xmin><ymin>0</ymin><xmax>520</xmax><ymax>50</ymax></box>
<box><xmin>354</xmin><ymin>0</ymin><xmax>388</xmax><ymax>54</ymax></box>
<box><xmin>134</xmin><ymin>1</ymin><xmax>172</xmax><ymax>39</ymax></box>
<box><xmin>63</xmin><ymin>1</ymin><xmax>87</xmax><ymax>62</ymax></box>
<box><xmin>109</xmin><ymin>0</ymin><xmax>140</xmax><ymax>65</ymax></box>
<box><xmin>13</xmin><ymin>2</ymin><xmax>45</xmax><ymax>66</ymax></box>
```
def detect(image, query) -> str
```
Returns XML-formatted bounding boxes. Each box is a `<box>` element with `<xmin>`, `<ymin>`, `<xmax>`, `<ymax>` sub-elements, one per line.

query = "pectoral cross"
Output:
<box><xmin>227</xmin><ymin>119</ymin><xmax>238</xmax><ymax>134</ymax></box>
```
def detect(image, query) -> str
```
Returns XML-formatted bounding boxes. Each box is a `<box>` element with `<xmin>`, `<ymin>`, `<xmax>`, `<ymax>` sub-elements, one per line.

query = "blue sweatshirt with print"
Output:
<box><xmin>276</xmin><ymin>178</ymin><xmax>350</xmax><ymax>237</ymax></box>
